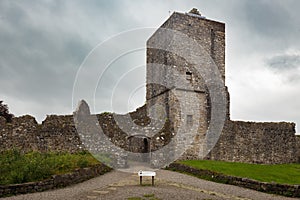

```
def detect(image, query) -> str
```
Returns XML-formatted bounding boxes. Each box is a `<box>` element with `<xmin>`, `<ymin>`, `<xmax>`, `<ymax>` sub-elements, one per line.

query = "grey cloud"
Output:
<box><xmin>217</xmin><ymin>0</ymin><xmax>300</xmax><ymax>54</ymax></box>
<box><xmin>0</xmin><ymin>0</ymin><xmax>129</xmax><ymax>120</ymax></box>
<box><xmin>241</xmin><ymin>1</ymin><xmax>293</xmax><ymax>37</ymax></box>
<box><xmin>265</xmin><ymin>54</ymin><xmax>300</xmax><ymax>83</ymax></box>
<box><xmin>0</xmin><ymin>23</ymin><xmax>90</xmax><ymax>101</ymax></box>
<box><xmin>266</xmin><ymin>54</ymin><xmax>300</xmax><ymax>70</ymax></box>
<box><xmin>1</xmin><ymin>0</ymin><xmax>300</xmax><ymax>131</ymax></box>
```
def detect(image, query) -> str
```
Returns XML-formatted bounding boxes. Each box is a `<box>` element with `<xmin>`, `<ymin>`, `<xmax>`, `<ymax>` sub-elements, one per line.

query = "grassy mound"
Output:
<box><xmin>180</xmin><ymin>160</ymin><xmax>300</xmax><ymax>185</ymax></box>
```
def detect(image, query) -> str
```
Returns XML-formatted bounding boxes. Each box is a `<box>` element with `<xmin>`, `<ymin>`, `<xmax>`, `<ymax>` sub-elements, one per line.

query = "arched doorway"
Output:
<box><xmin>128</xmin><ymin>135</ymin><xmax>151</xmax><ymax>162</ymax></box>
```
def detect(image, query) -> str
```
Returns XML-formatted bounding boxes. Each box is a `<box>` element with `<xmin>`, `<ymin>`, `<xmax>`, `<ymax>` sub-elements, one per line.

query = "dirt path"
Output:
<box><xmin>2</xmin><ymin>170</ymin><xmax>298</xmax><ymax>200</ymax></box>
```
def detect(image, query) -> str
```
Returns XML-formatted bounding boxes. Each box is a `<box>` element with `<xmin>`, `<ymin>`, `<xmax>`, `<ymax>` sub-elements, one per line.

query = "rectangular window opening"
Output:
<box><xmin>187</xmin><ymin>115</ymin><xmax>193</xmax><ymax>126</ymax></box>
<box><xmin>186</xmin><ymin>71</ymin><xmax>192</xmax><ymax>82</ymax></box>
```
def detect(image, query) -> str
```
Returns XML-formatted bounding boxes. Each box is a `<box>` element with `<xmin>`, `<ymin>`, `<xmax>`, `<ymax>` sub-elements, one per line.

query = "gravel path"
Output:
<box><xmin>2</xmin><ymin>170</ymin><xmax>298</xmax><ymax>200</ymax></box>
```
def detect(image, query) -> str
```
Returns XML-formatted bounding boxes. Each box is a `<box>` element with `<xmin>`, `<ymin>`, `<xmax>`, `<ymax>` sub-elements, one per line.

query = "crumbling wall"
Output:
<box><xmin>297</xmin><ymin>135</ymin><xmax>300</xmax><ymax>163</ymax></box>
<box><xmin>206</xmin><ymin>120</ymin><xmax>299</xmax><ymax>164</ymax></box>
<box><xmin>0</xmin><ymin>105</ymin><xmax>169</xmax><ymax>155</ymax></box>
<box><xmin>38</xmin><ymin>115</ymin><xmax>82</xmax><ymax>152</ymax></box>
<box><xmin>0</xmin><ymin>111</ymin><xmax>299</xmax><ymax>164</ymax></box>
<box><xmin>0</xmin><ymin>115</ymin><xmax>83</xmax><ymax>153</ymax></box>
<box><xmin>0</xmin><ymin>115</ymin><xmax>40</xmax><ymax>152</ymax></box>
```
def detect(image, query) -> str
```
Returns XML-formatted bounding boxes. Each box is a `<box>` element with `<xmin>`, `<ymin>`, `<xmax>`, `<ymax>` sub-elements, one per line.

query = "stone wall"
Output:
<box><xmin>296</xmin><ymin>135</ymin><xmax>300</xmax><ymax>163</ymax></box>
<box><xmin>206</xmin><ymin>120</ymin><xmax>299</xmax><ymax>164</ymax></box>
<box><xmin>0</xmin><ymin>115</ymin><xmax>83</xmax><ymax>153</ymax></box>
<box><xmin>1</xmin><ymin>108</ymin><xmax>299</xmax><ymax>164</ymax></box>
<box><xmin>0</xmin><ymin>105</ymin><xmax>169</xmax><ymax>155</ymax></box>
<box><xmin>0</xmin><ymin>164</ymin><xmax>111</xmax><ymax>198</ymax></box>
<box><xmin>147</xmin><ymin>11</ymin><xmax>226</xmax><ymax>82</ymax></box>
<box><xmin>0</xmin><ymin>115</ymin><xmax>40</xmax><ymax>152</ymax></box>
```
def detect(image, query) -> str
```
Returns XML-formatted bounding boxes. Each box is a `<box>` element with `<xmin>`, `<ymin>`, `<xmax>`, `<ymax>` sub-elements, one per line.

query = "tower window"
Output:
<box><xmin>186</xmin><ymin>71</ymin><xmax>192</xmax><ymax>82</ymax></box>
<box><xmin>187</xmin><ymin>115</ymin><xmax>193</xmax><ymax>126</ymax></box>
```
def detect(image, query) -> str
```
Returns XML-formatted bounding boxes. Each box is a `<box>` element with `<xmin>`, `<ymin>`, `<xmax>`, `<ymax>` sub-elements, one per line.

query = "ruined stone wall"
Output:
<box><xmin>0</xmin><ymin>115</ymin><xmax>40</xmax><ymax>152</ymax></box>
<box><xmin>0</xmin><ymin>115</ymin><xmax>83</xmax><ymax>153</ymax></box>
<box><xmin>0</xmin><ymin>114</ymin><xmax>125</xmax><ymax>153</ymax></box>
<box><xmin>0</xmin><ymin>110</ymin><xmax>299</xmax><ymax>164</ymax></box>
<box><xmin>207</xmin><ymin>120</ymin><xmax>299</xmax><ymax>164</ymax></box>
<box><xmin>0</xmin><ymin>105</ymin><xmax>169</xmax><ymax>155</ymax></box>
<box><xmin>296</xmin><ymin>135</ymin><xmax>300</xmax><ymax>163</ymax></box>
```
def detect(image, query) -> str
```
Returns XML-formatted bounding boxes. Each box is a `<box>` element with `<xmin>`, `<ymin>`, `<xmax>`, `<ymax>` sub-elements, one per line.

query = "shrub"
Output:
<box><xmin>0</xmin><ymin>101</ymin><xmax>14</xmax><ymax>123</ymax></box>
<box><xmin>0</xmin><ymin>150</ymin><xmax>100</xmax><ymax>185</ymax></box>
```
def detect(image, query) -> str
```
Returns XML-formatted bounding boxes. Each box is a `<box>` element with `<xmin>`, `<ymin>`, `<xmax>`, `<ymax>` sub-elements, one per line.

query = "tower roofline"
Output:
<box><xmin>147</xmin><ymin>10</ymin><xmax>225</xmax><ymax>45</ymax></box>
<box><xmin>172</xmin><ymin>11</ymin><xmax>225</xmax><ymax>25</ymax></box>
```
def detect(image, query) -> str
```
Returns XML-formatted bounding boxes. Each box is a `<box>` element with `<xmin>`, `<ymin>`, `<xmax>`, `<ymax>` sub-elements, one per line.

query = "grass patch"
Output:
<box><xmin>179</xmin><ymin>160</ymin><xmax>300</xmax><ymax>185</ymax></box>
<box><xmin>143</xmin><ymin>194</ymin><xmax>155</xmax><ymax>198</ymax></box>
<box><xmin>0</xmin><ymin>149</ymin><xmax>100</xmax><ymax>185</ymax></box>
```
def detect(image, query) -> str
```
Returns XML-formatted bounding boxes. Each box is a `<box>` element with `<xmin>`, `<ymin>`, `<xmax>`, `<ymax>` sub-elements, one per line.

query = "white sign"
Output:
<box><xmin>138</xmin><ymin>171</ymin><xmax>156</xmax><ymax>177</ymax></box>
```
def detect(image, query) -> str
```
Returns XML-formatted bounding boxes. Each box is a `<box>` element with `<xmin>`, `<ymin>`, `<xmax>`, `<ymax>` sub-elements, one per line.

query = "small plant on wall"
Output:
<box><xmin>0</xmin><ymin>101</ymin><xmax>14</xmax><ymax>123</ymax></box>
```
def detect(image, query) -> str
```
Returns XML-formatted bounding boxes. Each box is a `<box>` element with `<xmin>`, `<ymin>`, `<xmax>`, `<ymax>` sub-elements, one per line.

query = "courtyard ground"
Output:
<box><xmin>1</xmin><ymin>170</ymin><xmax>297</xmax><ymax>200</ymax></box>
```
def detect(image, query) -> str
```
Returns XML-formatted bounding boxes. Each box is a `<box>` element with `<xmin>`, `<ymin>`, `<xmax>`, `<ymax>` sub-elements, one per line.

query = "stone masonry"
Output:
<box><xmin>0</xmin><ymin>9</ymin><xmax>299</xmax><ymax>164</ymax></box>
<box><xmin>145</xmin><ymin>9</ymin><xmax>299</xmax><ymax>163</ymax></box>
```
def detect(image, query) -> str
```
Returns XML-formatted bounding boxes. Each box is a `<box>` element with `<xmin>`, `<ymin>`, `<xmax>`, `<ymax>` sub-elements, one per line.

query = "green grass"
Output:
<box><xmin>143</xmin><ymin>194</ymin><xmax>155</xmax><ymax>198</ymax></box>
<box><xmin>0</xmin><ymin>150</ymin><xmax>100</xmax><ymax>185</ymax></box>
<box><xmin>179</xmin><ymin>160</ymin><xmax>300</xmax><ymax>185</ymax></box>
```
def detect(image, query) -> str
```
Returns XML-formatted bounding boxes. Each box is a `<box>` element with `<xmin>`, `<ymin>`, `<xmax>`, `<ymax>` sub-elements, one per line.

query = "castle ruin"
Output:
<box><xmin>145</xmin><ymin>9</ymin><xmax>299</xmax><ymax>164</ymax></box>
<box><xmin>0</xmin><ymin>9</ymin><xmax>299</xmax><ymax>166</ymax></box>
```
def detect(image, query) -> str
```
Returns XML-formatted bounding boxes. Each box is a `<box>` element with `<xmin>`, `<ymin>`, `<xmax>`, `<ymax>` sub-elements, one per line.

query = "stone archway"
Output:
<box><xmin>128</xmin><ymin>135</ymin><xmax>151</xmax><ymax>162</ymax></box>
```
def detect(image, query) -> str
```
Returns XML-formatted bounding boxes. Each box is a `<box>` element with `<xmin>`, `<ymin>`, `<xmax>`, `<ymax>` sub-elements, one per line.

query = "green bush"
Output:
<box><xmin>77</xmin><ymin>159</ymin><xmax>89</xmax><ymax>168</ymax></box>
<box><xmin>0</xmin><ymin>150</ymin><xmax>100</xmax><ymax>185</ymax></box>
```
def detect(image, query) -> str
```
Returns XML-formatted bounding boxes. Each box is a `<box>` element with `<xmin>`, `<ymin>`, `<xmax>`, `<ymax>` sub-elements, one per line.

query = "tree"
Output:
<box><xmin>0</xmin><ymin>101</ymin><xmax>14</xmax><ymax>123</ymax></box>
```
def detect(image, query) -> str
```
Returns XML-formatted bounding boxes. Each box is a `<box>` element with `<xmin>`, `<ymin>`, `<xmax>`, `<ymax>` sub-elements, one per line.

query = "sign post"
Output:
<box><xmin>138</xmin><ymin>171</ymin><xmax>156</xmax><ymax>186</ymax></box>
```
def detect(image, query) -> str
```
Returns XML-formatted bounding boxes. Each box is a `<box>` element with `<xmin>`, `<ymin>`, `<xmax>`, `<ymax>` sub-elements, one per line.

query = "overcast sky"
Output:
<box><xmin>1</xmin><ymin>0</ymin><xmax>300</xmax><ymax>133</ymax></box>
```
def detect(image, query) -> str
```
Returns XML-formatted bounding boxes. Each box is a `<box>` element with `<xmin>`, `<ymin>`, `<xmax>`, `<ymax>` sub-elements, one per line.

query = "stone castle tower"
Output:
<box><xmin>146</xmin><ymin>9</ymin><xmax>230</xmax><ymax>159</ymax></box>
<box><xmin>0</xmin><ymin>9</ymin><xmax>298</xmax><ymax>167</ymax></box>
